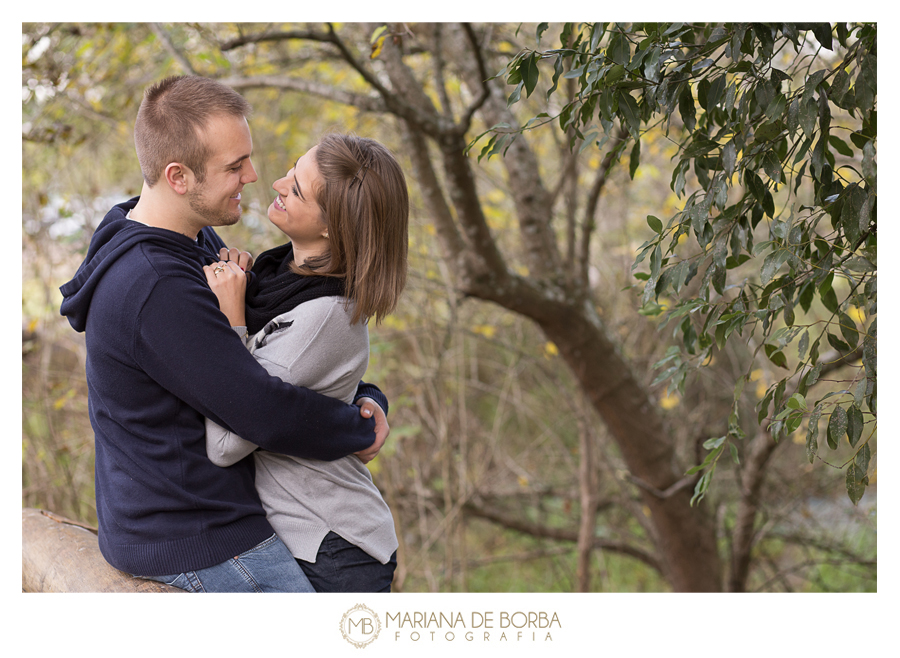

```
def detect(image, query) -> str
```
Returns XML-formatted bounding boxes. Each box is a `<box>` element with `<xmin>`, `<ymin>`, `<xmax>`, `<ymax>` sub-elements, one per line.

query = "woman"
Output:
<box><xmin>204</xmin><ymin>133</ymin><xmax>408</xmax><ymax>592</ymax></box>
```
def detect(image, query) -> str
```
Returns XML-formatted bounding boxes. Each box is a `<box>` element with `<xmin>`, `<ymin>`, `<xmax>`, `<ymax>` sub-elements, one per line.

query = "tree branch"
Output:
<box><xmin>149</xmin><ymin>23</ymin><xmax>197</xmax><ymax>75</ymax></box>
<box><xmin>627</xmin><ymin>473</ymin><xmax>698</xmax><ymax>499</ymax></box>
<box><xmin>216</xmin><ymin>74</ymin><xmax>386</xmax><ymax>113</ymax></box>
<box><xmin>219</xmin><ymin>27</ymin><xmax>429</xmax><ymax>56</ymax></box>
<box><xmin>462</xmin><ymin>500</ymin><xmax>662</xmax><ymax>573</ymax></box>
<box><xmin>431</xmin><ymin>24</ymin><xmax>453</xmax><ymax>117</ymax></box>
<box><xmin>452</xmin><ymin>31</ymin><xmax>563</xmax><ymax>283</ymax></box>
<box><xmin>396</xmin><ymin>123</ymin><xmax>468</xmax><ymax>274</ymax></box>
<box><xmin>579</xmin><ymin>125</ymin><xmax>629</xmax><ymax>292</ymax></box>
<box><xmin>453</xmin><ymin>22</ymin><xmax>492</xmax><ymax>137</ymax></box>
<box><xmin>325</xmin><ymin>23</ymin><xmax>442</xmax><ymax>135</ymax></box>
<box><xmin>219</xmin><ymin>28</ymin><xmax>329</xmax><ymax>51</ymax></box>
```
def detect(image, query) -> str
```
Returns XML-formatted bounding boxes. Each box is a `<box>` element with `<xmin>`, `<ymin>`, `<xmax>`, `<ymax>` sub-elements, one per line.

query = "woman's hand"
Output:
<box><xmin>203</xmin><ymin>260</ymin><xmax>247</xmax><ymax>327</ymax></box>
<box><xmin>219</xmin><ymin>247</ymin><xmax>254</xmax><ymax>273</ymax></box>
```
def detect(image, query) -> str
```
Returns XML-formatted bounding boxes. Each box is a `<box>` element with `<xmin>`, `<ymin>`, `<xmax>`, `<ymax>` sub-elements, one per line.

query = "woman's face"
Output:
<box><xmin>267</xmin><ymin>146</ymin><xmax>328</xmax><ymax>246</ymax></box>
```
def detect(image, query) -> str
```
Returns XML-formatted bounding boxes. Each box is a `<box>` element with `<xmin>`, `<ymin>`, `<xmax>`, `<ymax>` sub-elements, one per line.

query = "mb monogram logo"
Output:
<box><xmin>340</xmin><ymin>604</ymin><xmax>382</xmax><ymax>648</ymax></box>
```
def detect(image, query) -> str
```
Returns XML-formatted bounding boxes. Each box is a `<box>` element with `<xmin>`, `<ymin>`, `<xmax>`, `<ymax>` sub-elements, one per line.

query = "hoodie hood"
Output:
<box><xmin>60</xmin><ymin>197</ymin><xmax>218</xmax><ymax>332</ymax></box>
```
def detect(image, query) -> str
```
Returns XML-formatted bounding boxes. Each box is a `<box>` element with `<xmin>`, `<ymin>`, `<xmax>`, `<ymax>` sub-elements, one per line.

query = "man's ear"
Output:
<box><xmin>163</xmin><ymin>162</ymin><xmax>193</xmax><ymax>195</ymax></box>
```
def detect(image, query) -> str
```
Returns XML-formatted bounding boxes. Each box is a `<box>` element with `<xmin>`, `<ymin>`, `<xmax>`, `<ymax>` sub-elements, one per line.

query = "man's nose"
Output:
<box><xmin>243</xmin><ymin>159</ymin><xmax>259</xmax><ymax>184</ymax></box>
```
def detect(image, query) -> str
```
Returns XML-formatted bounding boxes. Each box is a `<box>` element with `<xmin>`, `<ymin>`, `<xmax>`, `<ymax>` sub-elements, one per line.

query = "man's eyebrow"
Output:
<box><xmin>225</xmin><ymin>154</ymin><xmax>251</xmax><ymax>169</ymax></box>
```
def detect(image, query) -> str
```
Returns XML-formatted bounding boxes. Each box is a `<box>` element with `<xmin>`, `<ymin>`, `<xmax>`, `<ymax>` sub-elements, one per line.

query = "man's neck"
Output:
<box><xmin>131</xmin><ymin>184</ymin><xmax>202</xmax><ymax>240</ymax></box>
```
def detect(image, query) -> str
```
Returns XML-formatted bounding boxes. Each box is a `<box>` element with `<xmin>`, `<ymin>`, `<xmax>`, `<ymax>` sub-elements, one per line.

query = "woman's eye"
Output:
<box><xmin>291</xmin><ymin>184</ymin><xmax>300</xmax><ymax>197</ymax></box>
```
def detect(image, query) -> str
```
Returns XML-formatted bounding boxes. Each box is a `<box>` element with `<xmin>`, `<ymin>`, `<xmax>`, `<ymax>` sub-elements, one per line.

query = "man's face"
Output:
<box><xmin>186</xmin><ymin>114</ymin><xmax>257</xmax><ymax>228</ymax></box>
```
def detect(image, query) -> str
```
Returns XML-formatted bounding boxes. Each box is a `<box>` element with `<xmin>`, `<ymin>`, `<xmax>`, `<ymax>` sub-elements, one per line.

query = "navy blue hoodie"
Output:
<box><xmin>60</xmin><ymin>198</ymin><xmax>387</xmax><ymax>576</ymax></box>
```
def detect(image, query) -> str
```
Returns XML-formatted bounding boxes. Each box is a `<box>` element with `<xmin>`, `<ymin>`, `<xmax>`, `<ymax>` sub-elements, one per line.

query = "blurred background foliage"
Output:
<box><xmin>22</xmin><ymin>22</ymin><xmax>874</xmax><ymax>592</ymax></box>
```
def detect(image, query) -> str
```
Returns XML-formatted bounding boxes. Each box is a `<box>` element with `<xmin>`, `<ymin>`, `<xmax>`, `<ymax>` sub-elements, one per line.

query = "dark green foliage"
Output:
<box><xmin>481</xmin><ymin>23</ymin><xmax>876</xmax><ymax>505</ymax></box>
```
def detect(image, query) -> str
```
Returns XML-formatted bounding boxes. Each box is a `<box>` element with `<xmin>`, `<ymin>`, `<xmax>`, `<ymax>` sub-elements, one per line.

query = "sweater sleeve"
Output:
<box><xmin>207</xmin><ymin>297</ymin><xmax>371</xmax><ymax>466</ymax></box>
<box><xmin>354</xmin><ymin>381</ymin><xmax>389</xmax><ymax>417</ymax></box>
<box><xmin>135</xmin><ymin>275</ymin><xmax>377</xmax><ymax>461</ymax></box>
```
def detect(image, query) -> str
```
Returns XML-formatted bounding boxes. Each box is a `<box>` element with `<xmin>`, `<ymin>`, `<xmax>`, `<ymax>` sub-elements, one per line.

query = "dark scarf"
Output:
<box><xmin>244</xmin><ymin>243</ymin><xmax>345</xmax><ymax>335</ymax></box>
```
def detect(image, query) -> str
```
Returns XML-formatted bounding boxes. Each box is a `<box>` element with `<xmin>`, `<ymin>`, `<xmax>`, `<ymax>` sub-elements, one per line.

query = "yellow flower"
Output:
<box><xmin>847</xmin><ymin>306</ymin><xmax>866</xmax><ymax>324</ymax></box>
<box><xmin>473</xmin><ymin>324</ymin><xmax>496</xmax><ymax>339</ymax></box>
<box><xmin>660</xmin><ymin>390</ymin><xmax>680</xmax><ymax>409</ymax></box>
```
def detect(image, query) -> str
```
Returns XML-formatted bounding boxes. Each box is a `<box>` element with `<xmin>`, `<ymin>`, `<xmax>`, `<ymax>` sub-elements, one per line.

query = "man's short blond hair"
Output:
<box><xmin>134</xmin><ymin>76</ymin><xmax>251</xmax><ymax>186</ymax></box>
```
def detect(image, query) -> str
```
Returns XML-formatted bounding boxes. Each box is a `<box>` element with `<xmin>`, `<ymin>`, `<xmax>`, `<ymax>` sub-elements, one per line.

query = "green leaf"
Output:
<box><xmin>765</xmin><ymin>344</ymin><xmax>788</xmax><ymax>369</ymax></box>
<box><xmin>722</xmin><ymin>140</ymin><xmax>737</xmax><ymax>177</ymax></box>
<box><xmin>828</xmin><ymin>135</ymin><xmax>853</xmax><ymax>157</ymax></box>
<box><xmin>522</xmin><ymin>53</ymin><xmax>540</xmax><ymax>98</ymax></box>
<box><xmin>806</xmin><ymin>362</ymin><xmax>822</xmax><ymax>389</ymax></box>
<box><xmin>820</xmin><ymin>286</ymin><xmax>839</xmax><ymax>314</ymax></box>
<box><xmin>844</xmin><ymin>256</ymin><xmax>876</xmax><ymax>273</ymax></box>
<box><xmin>647</xmin><ymin>215</ymin><xmax>663</xmax><ymax>234</ymax></box>
<box><xmin>762</xmin><ymin>151</ymin><xmax>783</xmax><ymax>183</ymax></box>
<box><xmin>838</xmin><ymin>311</ymin><xmax>859</xmax><ymax>350</ymax></box>
<box><xmin>862</xmin><ymin>140</ymin><xmax>876</xmax><ymax>184</ymax></box>
<box><xmin>608</xmin><ymin>32</ymin><xmax>631</xmax><ymax>65</ymax></box>
<box><xmin>799</xmin><ymin>97</ymin><xmax>817</xmax><ymax>138</ymax></box>
<box><xmin>806</xmin><ymin>403</ymin><xmax>822</xmax><ymax>462</ymax></box>
<box><xmin>764</xmin><ymin>93</ymin><xmax>787</xmax><ymax>121</ymax></box>
<box><xmin>787</xmin><ymin>97</ymin><xmax>800</xmax><ymax>134</ymax></box>
<box><xmin>786</xmin><ymin>393</ymin><xmax>808</xmax><ymax>411</ymax></box>
<box><xmin>707</xmin><ymin>74</ymin><xmax>726</xmax><ymax>110</ymax></box>
<box><xmin>855</xmin><ymin>442</ymin><xmax>871</xmax><ymax>475</ymax></box>
<box><xmin>761</xmin><ymin>249</ymin><xmax>788</xmax><ymax>285</ymax></box>
<box><xmin>798</xmin><ymin>330</ymin><xmax>809</xmax><ymax>360</ymax></box>
<box><xmin>854</xmin><ymin>379</ymin><xmax>868</xmax><ymax>408</ymax></box>
<box><xmin>827</xmin><ymin>332</ymin><xmax>851</xmax><ymax>354</ymax></box>
<box><xmin>811</xmin><ymin>23</ymin><xmax>833</xmax><ymax>50</ymax></box>
<box><xmin>649</xmin><ymin>245</ymin><xmax>662</xmax><ymax>280</ymax></box>
<box><xmin>846</xmin><ymin>405</ymin><xmax>864</xmax><ymax>447</ymax></box>
<box><xmin>606</xmin><ymin>63</ymin><xmax>626</xmax><ymax>85</ymax></box>
<box><xmin>618</xmin><ymin>91</ymin><xmax>642</xmax><ymax>141</ymax></box>
<box><xmin>846</xmin><ymin>463</ymin><xmax>868</xmax><ymax>505</ymax></box>
<box><xmin>507</xmin><ymin>81</ymin><xmax>524</xmax><ymax>107</ymax></box>
<box><xmin>679</xmin><ymin>84</ymin><xmax>696</xmax><ymax>132</ymax></box>
<box><xmin>827</xmin><ymin>405</ymin><xmax>848</xmax><ymax>450</ymax></box>
<box><xmin>629</xmin><ymin>140</ymin><xmax>641</xmax><ymax>179</ymax></box>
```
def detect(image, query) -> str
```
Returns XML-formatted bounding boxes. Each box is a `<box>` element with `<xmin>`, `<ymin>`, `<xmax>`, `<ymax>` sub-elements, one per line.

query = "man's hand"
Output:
<box><xmin>354</xmin><ymin>397</ymin><xmax>389</xmax><ymax>464</ymax></box>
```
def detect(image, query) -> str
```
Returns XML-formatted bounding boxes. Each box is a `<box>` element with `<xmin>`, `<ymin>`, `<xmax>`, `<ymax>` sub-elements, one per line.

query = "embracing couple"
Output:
<box><xmin>59</xmin><ymin>75</ymin><xmax>407</xmax><ymax>593</ymax></box>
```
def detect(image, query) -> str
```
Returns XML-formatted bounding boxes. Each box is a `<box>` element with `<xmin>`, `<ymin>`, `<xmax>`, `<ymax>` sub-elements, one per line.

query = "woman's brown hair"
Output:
<box><xmin>292</xmin><ymin>133</ymin><xmax>409</xmax><ymax>325</ymax></box>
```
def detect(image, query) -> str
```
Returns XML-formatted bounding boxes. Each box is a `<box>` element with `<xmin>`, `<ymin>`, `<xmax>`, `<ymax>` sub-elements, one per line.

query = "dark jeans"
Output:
<box><xmin>298</xmin><ymin>531</ymin><xmax>397</xmax><ymax>593</ymax></box>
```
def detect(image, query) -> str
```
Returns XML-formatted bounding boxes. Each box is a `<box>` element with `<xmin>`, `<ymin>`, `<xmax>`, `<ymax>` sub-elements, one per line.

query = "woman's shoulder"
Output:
<box><xmin>250</xmin><ymin>296</ymin><xmax>366</xmax><ymax>357</ymax></box>
<box><xmin>280</xmin><ymin>294</ymin><xmax>359</xmax><ymax>323</ymax></box>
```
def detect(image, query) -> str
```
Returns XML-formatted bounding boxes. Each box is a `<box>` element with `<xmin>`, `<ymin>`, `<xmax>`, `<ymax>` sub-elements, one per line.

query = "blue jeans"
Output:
<box><xmin>298</xmin><ymin>531</ymin><xmax>397</xmax><ymax>593</ymax></box>
<box><xmin>136</xmin><ymin>533</ymin><xmax>315</xmax><ymax>593</ymax></box>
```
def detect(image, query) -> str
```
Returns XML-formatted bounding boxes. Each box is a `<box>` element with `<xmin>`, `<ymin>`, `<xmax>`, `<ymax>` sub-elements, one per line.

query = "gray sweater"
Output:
<box><xmin>205</xmin><ymin>297</ymin><xmax>398</xmax><ymax>564</ymax></box>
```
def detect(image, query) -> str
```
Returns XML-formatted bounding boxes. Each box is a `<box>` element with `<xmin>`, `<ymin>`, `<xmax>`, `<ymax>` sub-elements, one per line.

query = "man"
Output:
<box><xmin>59</xmin><ymin>76</ymin><xmax>389</xmax><ymax>593</ymax></box>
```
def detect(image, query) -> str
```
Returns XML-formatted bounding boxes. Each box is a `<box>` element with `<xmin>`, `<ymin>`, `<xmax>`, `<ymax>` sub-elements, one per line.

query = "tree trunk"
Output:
<box><xmin>575</xmin><ymin>415</ymin><xmax>599</xmax><ymax>591</ymax></box>
<box><xmin>22</xmin><ymin>508</ymin><xmax>183</xmax><ymax>593</ymax></box>
<box><xmin>488</xmin><ymin>284</ymin><xmax>723</xmax><ymax>591</ymax></box>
